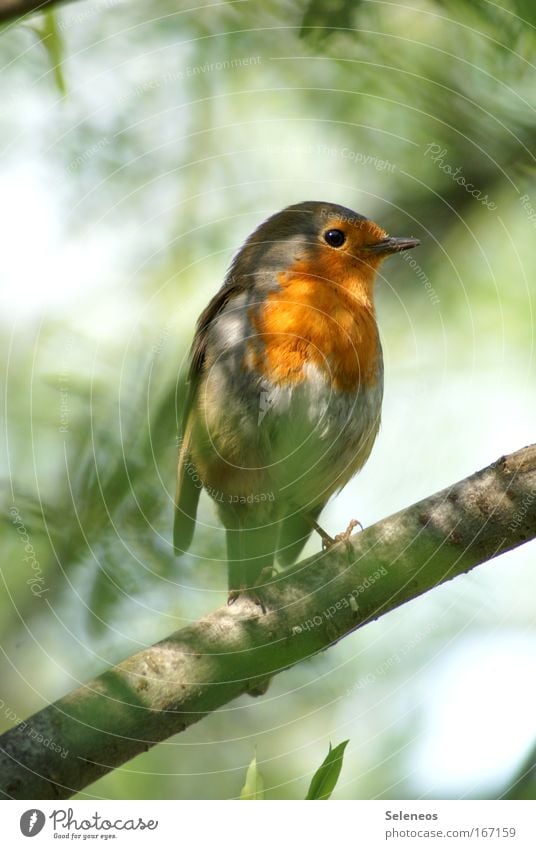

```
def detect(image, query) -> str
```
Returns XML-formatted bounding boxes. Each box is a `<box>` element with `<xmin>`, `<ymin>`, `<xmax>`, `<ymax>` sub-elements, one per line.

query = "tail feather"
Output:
<box><xmin>173</xmin><ymin>452</ymin><xmax>201</xmax><ymax>555</ymax></box>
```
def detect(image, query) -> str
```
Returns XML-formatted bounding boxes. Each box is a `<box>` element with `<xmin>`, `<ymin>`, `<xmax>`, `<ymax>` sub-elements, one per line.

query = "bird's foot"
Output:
<box><xmin>334</xmin><ymin>518</ymin><xmax>362</xmax><ymax>545</ymax></box>
<box><xmin>335</xmin><ymin>519</ymin><xmax>362</xmax><ymax>564</ymax></box>
<box><xmin>247</xmin><ymin>588</ymin><xmax>267</xmax><ymax>614</ymax></box>
<box><xmin>227</xmin><ymin>572</ymin><xmax>272</xmax><ymax>614</ymax></box>
<box><xmin>313</xmin><ymin>518</ymin><xmax>362</xmax><ymax>555</ymax></box>
<box><xmin>247</xmin><ymin>566</ymin><xmax>275</xmax><ymax>612</ymax></box>
<box><xmin>227</xmin><ymin>589</ymin><xmax>267</xmax><ymax>614</ymax></box>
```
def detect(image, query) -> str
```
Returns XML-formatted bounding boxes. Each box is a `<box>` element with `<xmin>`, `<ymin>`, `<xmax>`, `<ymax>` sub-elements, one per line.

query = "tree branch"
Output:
<box><xmin>1</xmin><ymin>444</ymin><xmax>535</xmax><ymax>799</ymax></box>
<box><xmin>0</xmin><ymin>0</ymin><xmax>76</xmax><ymax>23</ymax></box>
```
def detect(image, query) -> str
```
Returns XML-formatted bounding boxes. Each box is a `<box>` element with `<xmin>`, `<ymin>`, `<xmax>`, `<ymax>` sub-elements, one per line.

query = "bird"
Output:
<box><xmin>173</xmin><ymin>200</ymin><xmax>419</xmax><ymax>607</ymax></box>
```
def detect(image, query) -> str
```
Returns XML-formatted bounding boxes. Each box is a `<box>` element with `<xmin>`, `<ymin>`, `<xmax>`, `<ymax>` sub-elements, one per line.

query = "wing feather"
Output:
<box><xmin>173</xmin><ymin>280</ymin><xmax>243</xmax><ymax>554</ymax></box>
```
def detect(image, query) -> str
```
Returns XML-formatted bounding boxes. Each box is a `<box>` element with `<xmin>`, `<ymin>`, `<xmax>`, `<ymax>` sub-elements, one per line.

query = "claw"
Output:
<box><xmin>227</xmin><ymin>587</ymin><xmax>267</xmax><ymax>614</ymax></box>
<box><xmin>248</xmin><ymin>589</ymin><xmax>267</xmax><ymax>614</ymax></box>
<box><xmin>335</xmin><ymin>519</ymin><xmax>362</xmax><ymax>564</ymax></box>
<box><xmin>313</xmin><ymin>518</ymin><xmax>362</xmax><ymax>554</ymax></box>
<box><xmin>334</xmin><ymin>518</ymin><xmax>362</xmax><ymax>544</ymax></box>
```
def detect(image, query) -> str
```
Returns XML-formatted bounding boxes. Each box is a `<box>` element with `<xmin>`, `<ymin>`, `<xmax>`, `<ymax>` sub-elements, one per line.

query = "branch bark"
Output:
<box><xmin>0</xmin><ymin>0</ymin><xmax>75</xmax><ymax>23</ymax></box>
<box><xmin>1</xmin><ymin>444</ymin><xmax>535</xmax><ymax>799</ymax></box>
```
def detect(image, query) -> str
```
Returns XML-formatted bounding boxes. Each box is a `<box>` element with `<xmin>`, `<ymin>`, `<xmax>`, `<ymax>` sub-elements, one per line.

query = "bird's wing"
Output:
<box><xmin>173</xmin><ymin>280</ymin><xmax>244</xmax><ymax>555</ymax></box>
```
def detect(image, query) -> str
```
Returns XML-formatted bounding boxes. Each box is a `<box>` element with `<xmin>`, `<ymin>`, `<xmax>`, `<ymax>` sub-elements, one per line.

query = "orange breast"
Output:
<box><xmin>250</xmin><ymin>254</ymin><xmax>381</xmax><ymax>392</ymax></box>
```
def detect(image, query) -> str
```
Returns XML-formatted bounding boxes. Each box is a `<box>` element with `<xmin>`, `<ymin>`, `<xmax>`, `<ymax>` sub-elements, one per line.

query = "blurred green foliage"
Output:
<box><xmin>0</xmin><ymin>0</ymin><xmax>535</xmax><ymax>800</ymax></box>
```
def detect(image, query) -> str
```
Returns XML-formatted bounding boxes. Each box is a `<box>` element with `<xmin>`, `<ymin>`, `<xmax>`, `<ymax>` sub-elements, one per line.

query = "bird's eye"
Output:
<box><xmin>324</xmin><ymin>228</ymin><xmax>346</xmax><ymax>248</ymax></box>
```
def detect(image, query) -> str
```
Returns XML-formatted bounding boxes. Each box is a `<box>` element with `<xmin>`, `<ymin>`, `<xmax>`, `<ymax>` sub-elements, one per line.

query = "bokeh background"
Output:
<box><xmin>1</xmin><ymin>0</ymin><xmax>535</xmax><ymax>800</ymax></box>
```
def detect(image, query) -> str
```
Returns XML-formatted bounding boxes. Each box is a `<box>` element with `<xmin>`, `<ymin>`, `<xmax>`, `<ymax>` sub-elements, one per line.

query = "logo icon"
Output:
<box><xmin>20</xmin><ymin>809</ymin><xmax>45</xmax><ymax>837</ymax></box>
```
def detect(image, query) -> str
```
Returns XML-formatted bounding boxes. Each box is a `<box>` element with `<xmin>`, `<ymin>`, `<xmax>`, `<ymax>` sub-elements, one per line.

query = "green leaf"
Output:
<box><xmin>40</xmin><ymin>10</ymin><xmax>67</xmax><ymax>96</ymax></box>
<box><xmin>240</xmin><ymin>755</ymin><xmax>265</xmax><ymax>800</ymax></box>
<box><xmin>306</xmin><ymin>740</ymin><xmax>349</xmax><ymax>800</ymax></box>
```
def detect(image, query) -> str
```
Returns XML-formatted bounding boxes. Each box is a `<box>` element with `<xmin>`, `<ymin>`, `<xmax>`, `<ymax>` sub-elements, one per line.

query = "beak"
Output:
<box><xmin>365</xmin><ymin>236</ymin><xmax>420</xmax><ymax>254</ymax></box>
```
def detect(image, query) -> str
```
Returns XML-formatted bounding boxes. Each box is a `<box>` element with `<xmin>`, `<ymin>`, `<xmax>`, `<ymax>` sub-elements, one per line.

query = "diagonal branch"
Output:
<box><xmin>0</xmin><ymin>0</ymin><xmax>75</xmax><ymax>23</ymax></box>
<box><xmin>1</xmin><ymin>444</ymin><xmax>535</xmax><ymax>799</ymax></box>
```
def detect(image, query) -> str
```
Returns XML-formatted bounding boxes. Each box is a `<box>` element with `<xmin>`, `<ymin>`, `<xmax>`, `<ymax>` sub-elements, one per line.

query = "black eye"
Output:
<box><xmin>324</xmin><ymin>228</ymin><xmax>346</xmax><ymax>248</ymax></box>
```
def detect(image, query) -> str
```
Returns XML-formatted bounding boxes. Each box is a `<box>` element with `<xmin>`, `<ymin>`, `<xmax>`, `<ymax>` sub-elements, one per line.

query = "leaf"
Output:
<box><xmin>40</xmin><ymin>10</ymin><xmax>67</xmax><ymax>97</ymax></box>
<box><xmin>240</xmin><ymin>754</ymin><xmax>265</xmax><ymax>800</ymax></box>
<box><xmin>306</xmin><ymin>740</ymin><xmax>349</xmax><ymax>800</ymax></box>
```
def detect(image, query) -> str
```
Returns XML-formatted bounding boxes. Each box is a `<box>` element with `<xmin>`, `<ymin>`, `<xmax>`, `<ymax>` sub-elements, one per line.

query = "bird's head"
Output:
<box><xmin>231</xmin><ymin>200</ymin><xmax>420</xmax><ymax>305</ymax></box>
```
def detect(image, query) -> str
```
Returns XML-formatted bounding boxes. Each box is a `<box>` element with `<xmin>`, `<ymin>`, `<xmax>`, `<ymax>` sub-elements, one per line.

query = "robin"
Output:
<box><xmin>174</xmin><ymin>201</ymin><xmax>419</xmax><ymax>606</ymax></box>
